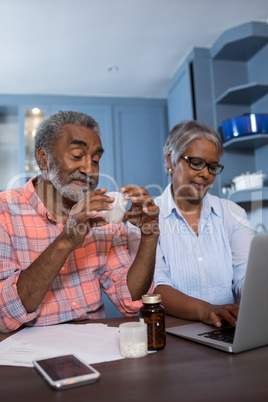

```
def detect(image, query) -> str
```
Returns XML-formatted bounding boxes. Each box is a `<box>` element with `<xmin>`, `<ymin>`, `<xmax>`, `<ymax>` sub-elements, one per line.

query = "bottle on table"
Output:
<box><xmin>140</xmin><ymin>293</ymin><xmax>166</xmax><ymax>351</ymax></box>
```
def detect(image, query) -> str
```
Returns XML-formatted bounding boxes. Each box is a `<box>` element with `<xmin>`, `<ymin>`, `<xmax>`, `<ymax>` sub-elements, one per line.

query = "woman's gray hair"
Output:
<box><xmin>35</xmin><ymin>110</ymin><xmax>101</xmax><ymax>165</ymax></box>
<box><xmin>163</xmin><ymin>120</ymin><xmax>224</xmax><ymax>170</ymax></box>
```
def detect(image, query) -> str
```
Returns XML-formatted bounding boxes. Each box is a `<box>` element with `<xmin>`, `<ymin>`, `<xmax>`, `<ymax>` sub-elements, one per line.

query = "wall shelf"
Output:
<box><xmin>211</xmin><ymin>21</ymin><xmax>268</xmax><ymax>61</ymax></box>
<box><xmin>228</xmin><ymin>187</ymin><xmax>268</xmax><ymax>203</ymax></box>
<box><xmin>215</xmin><ymin>83</ymin><xmax>268</xmax><ymax>105</ymax></box>
<box><xmin>223</xmin><ymin>134</ymin><xmax>268</xmax><ymax>151</ymax></box>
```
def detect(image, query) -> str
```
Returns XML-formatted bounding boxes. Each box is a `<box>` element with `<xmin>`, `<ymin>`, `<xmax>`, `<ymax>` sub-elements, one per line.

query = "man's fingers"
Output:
<box><xmin>142</xmin><ymin>205</ymin><xmax>159</xmax><ymax>217</ymax></box>
<box><xmin>121</xmin><ymin>185</ymin><xmax>148</xmax><ymax>196</ymax></box>
<box><xmin>91</xmin><ymin>216</ymin><xmax>109</xmax><ymax>227</ymax></box>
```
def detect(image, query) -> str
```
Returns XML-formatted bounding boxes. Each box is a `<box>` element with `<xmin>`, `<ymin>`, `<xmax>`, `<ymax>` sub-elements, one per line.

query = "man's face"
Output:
<box><xmin>46</xmin><ymin>123</ymin><xmax>104</xmax><ymax>203</ymax></box>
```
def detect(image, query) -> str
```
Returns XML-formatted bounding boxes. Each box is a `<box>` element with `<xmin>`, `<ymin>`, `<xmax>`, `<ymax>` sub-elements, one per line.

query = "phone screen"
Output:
<box><xmin>36</xmin><ymin>355</ymin><xmax>96</xmax><ymax>381</ymax></box>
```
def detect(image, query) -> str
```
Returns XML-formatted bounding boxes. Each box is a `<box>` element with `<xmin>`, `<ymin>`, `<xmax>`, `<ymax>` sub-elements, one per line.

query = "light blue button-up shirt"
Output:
<box><xmin>153</xmin><ymin>184</ymin><xmax>254</xmax><ymax>304</ymax></box>
<box><xmin>126</xmin><ymin>184</ymin><xmax>254</xmax><ymax>305</ymax></box>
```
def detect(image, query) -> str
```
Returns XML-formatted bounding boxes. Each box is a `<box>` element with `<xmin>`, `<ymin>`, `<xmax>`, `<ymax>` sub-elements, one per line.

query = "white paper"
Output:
<box><xmin>0</xmin><ymin>323</ymin><xmax>123</xmax><ymax>367</ymax></box>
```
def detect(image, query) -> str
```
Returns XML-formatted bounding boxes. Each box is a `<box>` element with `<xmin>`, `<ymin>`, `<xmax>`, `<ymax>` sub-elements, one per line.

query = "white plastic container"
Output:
<box><xmin>119</xmin><ymin>321</ymin><xmax>148</xmax><ymax>358</ymax></box>
<box><xmin>102</xmin><ymin>191</ymin><xmax>128</xmax><ymax>223</ymax></box>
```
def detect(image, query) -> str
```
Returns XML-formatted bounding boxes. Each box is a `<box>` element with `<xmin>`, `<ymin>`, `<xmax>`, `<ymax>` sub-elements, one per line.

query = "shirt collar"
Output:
<box><xmin>24</xmin><ymin>176</ymin><xmax>57</xmax><ymax>223</ymax></box>
<box><xmin>160</xmin><ymin>183</ymin><xmax>222</xmax><ymax>219</ymax></box>
<box><xmin>202</xmin><ymin>192</ymin><xmax>222</xmax><ymax>219</ymax></box>
<box><xmin>160</xmin><ymin>183</ymin><xmax>179</xmax><ymax>218</ymax></box>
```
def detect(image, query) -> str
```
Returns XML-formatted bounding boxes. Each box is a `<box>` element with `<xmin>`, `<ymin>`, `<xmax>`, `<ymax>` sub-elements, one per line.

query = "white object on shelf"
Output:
<box><xmin>232</xmin><ymin>172</ymin><xmax>265</xmax><ymax>191</ymax></box>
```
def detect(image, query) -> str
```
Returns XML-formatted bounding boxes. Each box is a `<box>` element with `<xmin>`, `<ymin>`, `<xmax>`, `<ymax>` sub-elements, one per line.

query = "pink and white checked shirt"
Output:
<box><xmin>0</xmin><ymin>178</ymin><xmax>142</xmax><ymax>333</ymax></box>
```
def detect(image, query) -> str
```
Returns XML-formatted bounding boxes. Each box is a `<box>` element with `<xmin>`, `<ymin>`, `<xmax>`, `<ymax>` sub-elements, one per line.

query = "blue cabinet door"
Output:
<box><xmin>168</xmin><ymin>61</ymin><xmax>193</xmax><ymax>131</ymax></box>
<box><xmin>114</xmin><ymin>105</ymin><xmax>168</xmax><ymax>198</ymax></box>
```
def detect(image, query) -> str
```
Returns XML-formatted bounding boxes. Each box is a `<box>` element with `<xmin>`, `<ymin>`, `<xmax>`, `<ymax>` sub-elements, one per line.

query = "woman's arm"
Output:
<box><xmin>155</xmin><ymin>284</ymin><xmax>239</xmax><ymax>327</ymax></box>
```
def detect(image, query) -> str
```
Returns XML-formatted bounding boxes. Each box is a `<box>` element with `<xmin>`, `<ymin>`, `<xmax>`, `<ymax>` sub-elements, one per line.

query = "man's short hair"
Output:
<box><xmin>34</xmin><ymin>110</ymin><xmax>101</xmax><ymax>167</ymax></box>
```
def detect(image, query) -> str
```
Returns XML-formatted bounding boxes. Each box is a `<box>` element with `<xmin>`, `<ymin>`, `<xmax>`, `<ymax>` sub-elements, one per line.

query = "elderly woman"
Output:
<box><xmin>127</xmin><ymin>120</ymin><xmax>254</xmax><ymax>327</ymax></box>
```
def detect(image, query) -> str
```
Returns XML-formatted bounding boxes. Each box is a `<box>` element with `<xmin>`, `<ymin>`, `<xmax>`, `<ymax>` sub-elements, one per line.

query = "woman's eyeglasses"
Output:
<box><xmin>180</xmin><ymin>155</ymin><xmax>224</xmax><ymax>175</ymax></box>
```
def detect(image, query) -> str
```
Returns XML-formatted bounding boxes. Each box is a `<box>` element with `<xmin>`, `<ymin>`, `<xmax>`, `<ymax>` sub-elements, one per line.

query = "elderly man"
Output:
<box><xmin>0</xmin><ymin>110</ymin><xmax>159</xmax><ymax>333</ymax></box>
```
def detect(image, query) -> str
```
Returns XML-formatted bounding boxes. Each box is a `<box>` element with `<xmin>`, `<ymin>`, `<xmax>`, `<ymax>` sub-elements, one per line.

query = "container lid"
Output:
<box><xmin>119</xmin><ymin>321</ymin><xmax>146</xmax><ymax>332</ymax></box>
<box><xmin>142</xmin><ymin>294</ymin><xmax>161</xmax><ymax>304</ymax></box>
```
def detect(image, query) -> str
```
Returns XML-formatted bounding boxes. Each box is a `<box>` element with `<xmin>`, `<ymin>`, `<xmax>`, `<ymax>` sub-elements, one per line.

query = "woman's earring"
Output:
<box><xmin>168</xmin><ymin>168</ymin><xmax>172</xmax><ymax>175</ymax></box>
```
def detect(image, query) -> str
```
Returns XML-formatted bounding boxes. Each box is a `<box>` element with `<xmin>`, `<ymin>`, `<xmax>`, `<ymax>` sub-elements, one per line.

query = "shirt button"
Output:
<box><xmin>198</xmin><ymin>257</ymin><xmax>203</xmax><ymax>262</ymax></box>
<box><xmin>72</xmin><ymin>302</ymin><xmax>76</xmax><ymax>306</ymax></box>
<box><xmin>61</xmin><ymin>267</ymin><xmax>65</xmax><ymax>271</ymax></box>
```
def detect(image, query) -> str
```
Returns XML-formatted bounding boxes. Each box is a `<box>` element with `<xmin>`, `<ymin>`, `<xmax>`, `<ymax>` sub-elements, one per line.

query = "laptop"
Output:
<box><xmin>166</xmin><ymin>233</ymin><xmax>268</xmax><ymax>353</ymax></box>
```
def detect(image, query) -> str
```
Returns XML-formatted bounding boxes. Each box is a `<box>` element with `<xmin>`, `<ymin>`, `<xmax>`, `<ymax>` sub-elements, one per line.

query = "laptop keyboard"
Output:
<box><xmin>198</xmin><ymin>327</ymin><xmax>235</xmax><ymax>344</ymax></box>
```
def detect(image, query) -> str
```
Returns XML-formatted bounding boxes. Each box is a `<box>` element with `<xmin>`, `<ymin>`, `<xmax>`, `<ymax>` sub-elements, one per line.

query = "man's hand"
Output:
<box><xmin>121</xmin><ymin>185</ymin><xmax>159</xmax><ymax>236</ymax></box>
<box><xmin>62</xmin><ymin>188</ymin><xmax>114</xmax><ymax>249</ymax></box>
<box><xmin>199</xmin><ymin>303</ymin><xmax>239</xmax><ymax>327</ymax></box>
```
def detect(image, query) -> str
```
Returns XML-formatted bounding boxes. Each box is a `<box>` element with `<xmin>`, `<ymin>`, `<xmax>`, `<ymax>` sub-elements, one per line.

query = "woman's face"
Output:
<box><xmin>167</xmin><ymin>138</ymin><xmax>219</xmax><ymax>203</ymax></box>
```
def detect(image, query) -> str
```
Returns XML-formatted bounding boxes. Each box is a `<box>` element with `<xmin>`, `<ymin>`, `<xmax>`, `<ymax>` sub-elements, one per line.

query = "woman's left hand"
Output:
<box><xmin>200</xmin><ymin>303</ymin><xmax>239</xmax><ymax>327</ymax></box>
<box><xmin>121</xmin><ymin>185</ymin><xmax>159</xmax><ymax>236</ymax></box>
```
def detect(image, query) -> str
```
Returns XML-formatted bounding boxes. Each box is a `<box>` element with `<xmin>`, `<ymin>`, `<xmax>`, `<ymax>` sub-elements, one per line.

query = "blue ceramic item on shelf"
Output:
<box><xmin>218</xmin><ymin>114</ymin><xmax>268</xmax><ymax>143</ymax></box>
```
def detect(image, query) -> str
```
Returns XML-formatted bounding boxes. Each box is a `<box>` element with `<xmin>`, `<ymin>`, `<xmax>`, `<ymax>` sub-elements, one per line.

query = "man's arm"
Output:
<box><xmin>121</xmin><ymin>185</ymin><xmax>159</xmax><ymax>301</ymax></box>
<box><xmin>155</xmin><ymin>284</ymin><xmax>239</xmax><ymax>327</ymax></box>
<box><xmin>17</xmin><ymin>233</ymin><xmax>77</xmax><ymax>313</ymax></box>
<box><xmin>127</xmin><ymin>232</ymin><xmax>158</xmax><ymax>300</ymax></box>
<box><xmin>17</xmin><ymin>188</ymin><xmax>114</xmax><ymax>313</ymax></box>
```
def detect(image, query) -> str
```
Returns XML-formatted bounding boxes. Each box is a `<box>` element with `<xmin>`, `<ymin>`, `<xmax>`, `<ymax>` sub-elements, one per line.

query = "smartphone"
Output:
<box><xmin>33</xmin><ymin>354</ymin><xmax>100</xmax><ymax>390</ymax></box>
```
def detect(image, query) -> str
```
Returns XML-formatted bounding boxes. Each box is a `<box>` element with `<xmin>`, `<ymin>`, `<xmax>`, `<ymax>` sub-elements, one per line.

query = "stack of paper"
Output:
<box><xmin>0</xmin><ymin>323</ymin><xmax>123</xmax><ymax>367</ymax></box>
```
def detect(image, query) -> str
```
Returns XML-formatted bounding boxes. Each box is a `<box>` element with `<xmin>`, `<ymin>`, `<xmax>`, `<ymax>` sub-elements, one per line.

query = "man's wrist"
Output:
<box><xmin>57</xmin><ymin>231</ymin><xmax>81</xmax><ymax>252</ymax></box>
<box><xmin>140</xmin><ymin>223</ymin><xmax>160</xmax><ymax>237</ymax></box>
<box><xmin>140</xmin><ymin>230</ymin><xmax>159</xmax><ymax>243</ymax></box>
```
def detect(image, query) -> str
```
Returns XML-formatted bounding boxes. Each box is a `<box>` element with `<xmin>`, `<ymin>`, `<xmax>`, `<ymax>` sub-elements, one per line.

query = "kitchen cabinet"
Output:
<box><xmin>167</xmin><ymin>47</ymin><xmax>214</xmax><ymax>131</ymax></box>
<box><xmin>167</xmin><ymin>58</ymin><xmax>194</xmax><ymax>130</ymax></box>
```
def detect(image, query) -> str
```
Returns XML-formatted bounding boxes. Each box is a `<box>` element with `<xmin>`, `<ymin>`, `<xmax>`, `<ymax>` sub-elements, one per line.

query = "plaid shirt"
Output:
<box><xmin>0</xmin><ymin>178</ymin><xmax>142</xmax><ymax>333</ymax></box>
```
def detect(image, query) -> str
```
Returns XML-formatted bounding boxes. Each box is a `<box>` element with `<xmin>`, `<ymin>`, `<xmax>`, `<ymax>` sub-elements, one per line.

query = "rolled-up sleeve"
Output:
<box><xmin>0</xmin><ymin>270</ymin><xmax>40</xmax><ymax>333</ymax></box>
<box><xmin>0</xmin><ymin>226</ymin><xmax>40</xmax><ymax>333</ymax></box>
<box><xmin>154</xmin><ymin>238</ymin><xmax>173</xmax><ymax>288</ymax></box>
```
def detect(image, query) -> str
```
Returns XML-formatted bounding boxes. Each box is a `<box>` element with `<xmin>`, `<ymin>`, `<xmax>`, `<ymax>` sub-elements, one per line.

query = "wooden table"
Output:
<box><xmin>0</xmin><ymin>316</ymin><xmax>268</xmax><ymax>402</ymax></box>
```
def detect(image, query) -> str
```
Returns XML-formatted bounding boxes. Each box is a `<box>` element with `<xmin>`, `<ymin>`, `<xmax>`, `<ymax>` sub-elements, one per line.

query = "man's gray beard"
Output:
<box><xmin>48</xmin><ymin>166</ymin><xmax>90</xmax><ymax>203</ymax></box>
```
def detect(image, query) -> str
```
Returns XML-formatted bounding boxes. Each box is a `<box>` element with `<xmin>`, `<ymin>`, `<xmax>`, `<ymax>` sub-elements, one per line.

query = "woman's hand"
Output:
<box><xmin>121</xmin><ymin>185</ymin><xmax>159</xmax><ymax>236</ymax></box>
<box><xmin>199</xmin><ymin>303</ymin><xmax>239</xmax><ymax>327</ymax></box>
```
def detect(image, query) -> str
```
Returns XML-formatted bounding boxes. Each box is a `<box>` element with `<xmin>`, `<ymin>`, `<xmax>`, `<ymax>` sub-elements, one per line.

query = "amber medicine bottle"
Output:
<box><xmin>140</xmin><ymin>294</ymin><xmax>166</xmax><ymax>350</ymax></box>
